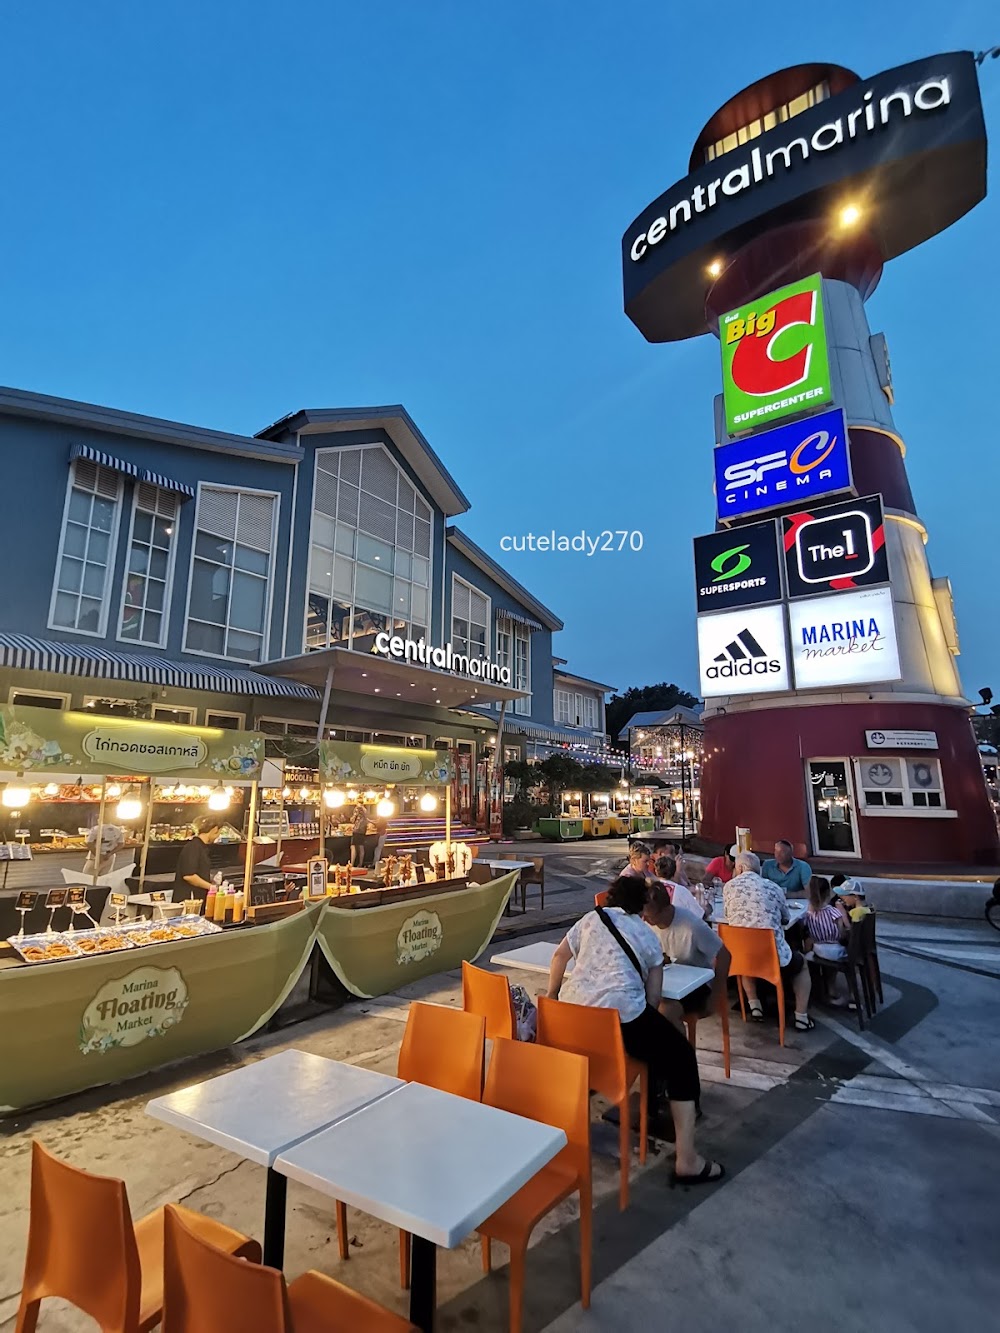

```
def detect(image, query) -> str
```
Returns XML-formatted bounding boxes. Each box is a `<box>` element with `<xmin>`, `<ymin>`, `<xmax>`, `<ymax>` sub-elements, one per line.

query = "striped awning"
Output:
<box><xmin>0</xmin><ymin>635</ymin><xmax>319</xmax><ymax>699</ymax></box>
<box><xmin>503</xmin><ymin>719</ymin><xmax>600</xmax><ymax>743</ymax></box>
<box><xmin>70</xmin><ymin>442</ymin><xmax>140</xmax><ymax>478</ymax></box>
<box><xmin>141</xmin><ymin>468</ymin><xmax>195</xmax><ymax>499</ymax></box>
<box><xmin>496</xmin><ymin>608</ymin><xmax>545</xmax><ymax>632</ymax></box>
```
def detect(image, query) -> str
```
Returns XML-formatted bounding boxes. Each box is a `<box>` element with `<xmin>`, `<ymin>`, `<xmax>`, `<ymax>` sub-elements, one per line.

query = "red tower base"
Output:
<box><xmin>699</xmin><ymin>701</ymin><xmax>998</xmax><ymax>868</ymax></box>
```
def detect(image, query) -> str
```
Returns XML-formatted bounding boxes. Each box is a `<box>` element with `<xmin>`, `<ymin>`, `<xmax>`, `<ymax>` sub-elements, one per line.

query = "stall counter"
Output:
<box><xmin>535</xmin><ymin>817</ymin><xmax>584</xmax><ymax>841</ymax></box>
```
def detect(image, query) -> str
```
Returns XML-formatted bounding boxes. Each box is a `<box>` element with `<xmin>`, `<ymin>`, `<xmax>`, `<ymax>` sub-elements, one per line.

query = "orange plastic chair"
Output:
<box><xmin>333</xmin><ymin>1002</ymin><xmax>486</xmax><ymax>1288</ymax></box>
<box><xmin>162</xmin><ymin>1204</ymin><xmax>417</xmax><ymax>1333</ymax></box>
<box><xmin>593</xmin><ymin>890</ymin><xmax>609</xmax><ymax>908</ymax></box>
<box><xmin>478</xmin><ymin>1039</ymin><xmax>591</xmax><ymax>1333</ymax></box>
<box><xmin>16</xmin><ymin>1140</ymin><xmax>260</xmax><ymax>1333</ymax></box>
<box><xmin>683</xmin><ymin>989</ymin><xmax>731</xmax><ymax>1078</ymax></box>
<box><xmin>462</xmin><ymin>960</ymin><xmax>516</xmax><ymax>1041</ymax></box>
<box><xmin>536</xmin><ymin>996</ymin><xmax>648</xmax><ymax>1210</ymax></box>
<box><xmin>718</xmin><ymin>923</ymin><xmax>785</xmax><ymax>1047</ymax></box>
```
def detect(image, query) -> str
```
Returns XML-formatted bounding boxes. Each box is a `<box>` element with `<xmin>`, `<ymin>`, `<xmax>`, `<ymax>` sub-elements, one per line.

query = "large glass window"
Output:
<box><xmin>307</xmin><ymin>445</ymin><xmax>433</xmax><ymax>653</ymax></box>
<box><xmin>49</xmin><ymin>459</ymin><xmax>123</xmax><ymax>636</ymax></box>
<box><xmin>184</xmin><ymin>487</ymin><xmax>277</xmax><ymax>663</ymax></box>
<box><xmin>513</xmin><ymin>625</ymin><xmax>530</xmax><ymax>716</ymax></box>
<box><xmin>452</xmin><ymin>576</ymin><xmax>489</xmax><ymax>658</ymax></box>
<box><xmin>119</xmin><ymin>483</ymin><xmax>178</xmax><ymax>646</ymax></box>
<box><xmin>855</xmin><ymin>756</ymin><xmax>946</xmax><ymax>811</ymax></box>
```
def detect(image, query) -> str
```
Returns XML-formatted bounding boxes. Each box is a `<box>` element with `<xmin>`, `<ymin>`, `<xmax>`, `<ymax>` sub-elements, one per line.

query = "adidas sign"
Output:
<box><xmin>706</xmin><ymin>628</ymin><xmax>783</xmax><ymax>680</ymax></box>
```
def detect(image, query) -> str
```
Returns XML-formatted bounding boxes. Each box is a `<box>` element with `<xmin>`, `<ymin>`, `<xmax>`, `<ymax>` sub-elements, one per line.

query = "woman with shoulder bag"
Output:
<box><xmin>546</xmin><ymin>875</ymin><xmax>724</xmax><ymax>1186</ymax></box>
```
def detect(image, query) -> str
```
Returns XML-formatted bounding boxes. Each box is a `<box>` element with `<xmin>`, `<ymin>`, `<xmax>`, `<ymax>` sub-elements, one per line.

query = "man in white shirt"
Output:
<box><xmin>723</xmin><ymin>850</ymin><xmax>813</xmax><ymax>1031</ymax></box>
<box><xmin>644</xmin><ymin>880</ymin><xmax>730</xmax><ymax>1032</ymax></box>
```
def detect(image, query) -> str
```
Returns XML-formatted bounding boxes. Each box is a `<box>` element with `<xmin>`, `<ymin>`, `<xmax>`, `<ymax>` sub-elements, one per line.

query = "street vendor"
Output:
<box><xmin>174</xmin><ymin>817</ymin><xmax>223</xmax><ymax>898</ymax></box>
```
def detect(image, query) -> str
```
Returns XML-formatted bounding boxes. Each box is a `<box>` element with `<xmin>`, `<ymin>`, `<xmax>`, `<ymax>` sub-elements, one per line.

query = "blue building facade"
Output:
<box><xmin>0</xmin><ymin>387</ymin><xmax>612</xmax><ymax>765</ymax></box>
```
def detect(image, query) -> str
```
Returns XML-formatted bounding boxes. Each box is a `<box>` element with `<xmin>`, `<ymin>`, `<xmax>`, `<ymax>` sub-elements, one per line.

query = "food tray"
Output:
<box><xmin>69</xmin><ymin>928</ymin><xmax>136</xmax><ymax>956</ymax></box>
<box><xmin>123</xmin><ymin>915</ymin><xmax>222</xmax><ymax>947</ymax></box>
<box><xmin>7</xmin><ymin>933</ymin><xmax>83</xmax><ymax>965</ymax></box>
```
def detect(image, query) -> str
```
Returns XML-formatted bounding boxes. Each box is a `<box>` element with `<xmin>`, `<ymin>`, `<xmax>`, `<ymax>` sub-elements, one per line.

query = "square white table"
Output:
<box><xmin>146</xmin><ymin>1049</ymin><xmax>402</xmax><ymax>1267</ymax></box>
<box><xmin>711</xmin><ymin>899</ymin><xmax>809</xmax><ymax>928</ymax></box>
<box><xmin>490</xmin><ymin>940</ymin><xmax>714</xmax><ymax>1000</ymax></box>
<box><xmin>275</xmin><ymin>1080</ymin><xmax>567</xmax><ymax>1332</ymax></box>
<box><xmin>476</xmin><ymin>859</ymin><xmax>536</xmax><ymax>872</ymax></box>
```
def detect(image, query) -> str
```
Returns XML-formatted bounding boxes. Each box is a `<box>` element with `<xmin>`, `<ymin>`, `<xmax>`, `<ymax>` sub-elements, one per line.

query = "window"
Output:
<box><xmin>555</xmin><ymin>689</ymin><xmax>571</xmax><ymax>725</ymax></box>
<box><xmin>184</xmin><ymin>486</ymin><xmax>277</xmax><ymax>663</ymax></box>
<box><xmin>49</xmin><ymin>459</ymin><xmax>123</xmax><ymax>636</ymax></box>
<box><xmin>119</xmin><ymin>484</ymin><xmax>178</xmax><ymax>647</ymax></box>
<box><xmin>9</xmin><ymin>689</ymin><xmax>69</xmax><ymax>710</ymax></box>
<box><xmin>307</xmin><ymin>445</ymin><xmax>433</xmax><ymax>654</ymax></box>
<box><xmin>582</xmin><ymin>695</ymin><xmax>599</xmax><ymax>730</ymax></box>
<box><xmin>205</xmin><ymin>710</ymin><xmax>245</xmax><ymax>730</ymax></box>
<box><xmin>452</xmin><ymin>576</ymin><xmax>489</xmax><ymax>659</ymax></box>
<box><xmin>496</xmin><ymin>627</ymin><xmax>511</xmax><ymax>689</ymax></box>
<box><xmin>513</xmin><ymin>626</ymin><xmax>530</xmax><ymax>717</ymax></box>
<box><xmin>554</xmin><ymin>688</ymin><xmax>599</xmax><ymax>729</ymax></box>
<box><xmin>855</xmin><ymin>757</ymin><xmax>946</xmax><ymax>811</ymax></box>
<box><xmin>151</xmin><ymin>705</ymin><xmax>195</xmax><ymax>725</ymax></box>
<box><xmin>704</xmin><ymin>81</ymin><xmax>830</xmax><ymax>163</ymax></box>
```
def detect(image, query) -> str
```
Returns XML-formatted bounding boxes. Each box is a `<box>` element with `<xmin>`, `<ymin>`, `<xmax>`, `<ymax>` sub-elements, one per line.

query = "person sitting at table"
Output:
<box><xmin>833</xmin><ymin>877</ymin><xmax>872</xmax><ymax>922</ymax></box>
<box><xmin>657</xmin><ymin>841</ymin><xmax>690</xmax><ymax>886</ymax></box>
<box><xmin>546</xmin><ymin>876</ymin><xmax>724</xmax><ymax>1185</ymax></box>
<box><xmin>653</xmin><ymin>855</ymin><xmax>705</xmax><ymax>919</ymax></box>
<box><xmin>703</xmin><ymin>845</ymin><xmax>737</xmax><ymax>885</ymax></box>
<box><xmin>622</xmin><ymin>842</ymin><xmax>653</xmax><ymax>879</ymax></box>
<box><xmin>761</xmin><ymin>839</ymin><xmax>812</xmax><ymax>897</ymax></box>
<box><xmin>803</xmin><ymin>876</ymin><xmax>850</xmax><ymax>958</ymax></box>
<box><xmin>724</xmin><ymin>851</ymin><xmax>813</xmax><ymax>1031</ymax></box>
<box><xmin>643</xmin><ymin>880</ymin><xmax>730</xmax><ymax>1033</ymax></box>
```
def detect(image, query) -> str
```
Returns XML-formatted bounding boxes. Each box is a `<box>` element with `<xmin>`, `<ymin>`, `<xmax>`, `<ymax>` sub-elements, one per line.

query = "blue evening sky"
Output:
<box><xmin>1</xmin><ymin>2</ymin><xmax>996</xmax><ymax>701</ymax></box>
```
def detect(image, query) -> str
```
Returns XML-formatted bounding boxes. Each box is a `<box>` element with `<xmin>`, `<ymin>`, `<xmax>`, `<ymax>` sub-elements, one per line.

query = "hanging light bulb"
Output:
<box><xmin>106</xmin><ymin>783</ymin><xmax>122</xmax><ymax>800</ymax></box>
<box><xmin>208</xmin><ymin>784</ymin><xmax>230</xmax><ymax>811</ymax></box>
<box><xmin>324</xmin><ymin>788</ymin><xmax>346</xmax><ymax>809</ymax></box>
<box><xmin>363</xmin><ymin>789</ymin><xmax>377</xmax><ymax>802</ymax></box>
<box><xmin>116</xmin><ymin>787</ymin><xmax>143</xmax><ymax>821</ymax></box>
<box><xmin>2</xmin><ymin>775</ymin><xmax>32</xmax><ymax>808</ymax></box>
<box><xmin>298</xmin><ymin>786</ymin><xmax>311</xmax><ymax>802</ymax></box>
<box><xmin>376</xmin><ymin>797</ymin><xmax>395</xmax><ymax>818</ymax></box>
<box><xmin>282</xmin><ymin>786</ymin><xmax>292</xmax><ymax>800</ymax></box>
<box><xmin>346</xmin><ymin>789</ymin><xmax>359</xmax><ymax>802</ymax></box>
<box><xmin>419</xmin><ymin>792</ymin><xmax>437</xmax><ymax>812</ymax></box>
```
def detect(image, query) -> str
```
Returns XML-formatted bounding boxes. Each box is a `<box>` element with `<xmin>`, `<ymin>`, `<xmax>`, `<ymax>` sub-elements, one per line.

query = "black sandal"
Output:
<box><xmin>748</xmin><ymin>1003</ymin><xmax>764</xmax><ymax>1022</ymax></box>
<box><xmin>671</xmin><ymin>1160</ymin><xmax>725</xmax><ymax>1187</ymax></box>
<box><xmin>794</xmin><ymin>1015</ymin><xmax>816</xmax><ymax>1031</ymax></box>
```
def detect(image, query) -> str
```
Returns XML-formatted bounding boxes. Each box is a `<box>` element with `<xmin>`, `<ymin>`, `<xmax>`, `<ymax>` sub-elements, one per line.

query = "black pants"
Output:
<box><xmin>620</xmin><ymin>1004</ymin><xmax>700</xmax><ymax>1105</ymax></box>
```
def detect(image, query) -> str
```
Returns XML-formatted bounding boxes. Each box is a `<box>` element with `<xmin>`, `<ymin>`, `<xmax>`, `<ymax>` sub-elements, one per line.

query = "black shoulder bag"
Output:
<box><xmin>595</xmin><ymin>906</ymin><xmax>645</xmax><ymax>978</ymax></box>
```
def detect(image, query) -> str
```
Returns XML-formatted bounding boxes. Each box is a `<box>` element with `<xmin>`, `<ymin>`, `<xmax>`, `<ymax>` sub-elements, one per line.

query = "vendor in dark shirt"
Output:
<box><xmin>174</xmin><ymin>817</ymin><xmax>223</xmax><ymax>898</ymax></box>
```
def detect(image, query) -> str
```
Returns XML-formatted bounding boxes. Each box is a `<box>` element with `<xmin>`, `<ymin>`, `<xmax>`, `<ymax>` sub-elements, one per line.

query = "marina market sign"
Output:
<box><xmin>372</xmin><ymin>631</ymin><xmax>512</xmax><ymax>685</ymax></box>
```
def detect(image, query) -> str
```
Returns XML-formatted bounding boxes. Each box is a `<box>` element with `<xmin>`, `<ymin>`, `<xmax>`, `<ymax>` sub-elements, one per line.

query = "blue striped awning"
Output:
<box><xmin>0</xmin><ymin>634</ymin><xmax>320</xmax><ymax>699</ymax></box>
<box><xmin>70</xmin><ymin>442</ymin><xmax>140</xmax><ymax>478</ymax></box>
<box><xmin>496</xmin><ymin>608</ymin><xmax>545</xmax><ymax>632</ymax></box>
<box><xmin>503</xmin><ymin>719</ymin><xmax>602</xmax><ymax>743</ymax></box>
<box><xmin>141</xmin><ymin>468</ymin><xmax>195</xmax><ymax>499</ymax></box>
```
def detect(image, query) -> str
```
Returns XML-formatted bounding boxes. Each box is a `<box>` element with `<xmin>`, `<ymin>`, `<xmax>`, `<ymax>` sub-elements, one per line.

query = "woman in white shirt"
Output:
<box><xmin>546</xmin><ymin>876</ymin><xmax>724</xmax><ymax>1186</ymax></box>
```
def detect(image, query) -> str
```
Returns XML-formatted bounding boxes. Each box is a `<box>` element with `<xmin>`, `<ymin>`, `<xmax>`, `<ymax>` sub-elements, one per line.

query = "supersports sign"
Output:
<box><xmin>720</xmin><ymin>275</ymin><xmax>832</xmax><ymax>435</ymax></box>
<box><xmin>713</xmin><ymin>407</ymin><xmax>852</xmax><ymax>522</ymax></box>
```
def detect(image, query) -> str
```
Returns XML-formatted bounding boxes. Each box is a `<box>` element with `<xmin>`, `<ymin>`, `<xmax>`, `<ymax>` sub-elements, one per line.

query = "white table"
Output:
<box><xmin>712</xmin><ymin>899</ymin><xmax>809</xmax><ymax>928</ymax></box>
<box><xmin>275</xmin><ymin>1080</ymin><xmax>566</xmax><ymax>1332</ymax></box>
<box><xmin>146</xmin><ymin>1049</ymin><xmax>402</xmax><ymax>1267</ymax></box>
<box><xmin>491</xmin><ymin>941</ymin><xmax>714</xmax><ymax>1001</ymax></box>
<box><xmin>476</xmin><ymin>859</ymin><xmax>536</xmax><ymax>872</ymax></box>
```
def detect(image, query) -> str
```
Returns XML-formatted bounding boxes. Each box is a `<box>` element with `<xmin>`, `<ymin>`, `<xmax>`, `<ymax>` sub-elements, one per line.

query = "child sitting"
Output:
<box><xmin>833</xmin><ymin>877</ymin><xmax>871</xmax><ymax>923</ymax></box>
<box><xmin>803</xmin><ymin>875</ymin><xmax>850</xmax><ymax>961</ymax></box>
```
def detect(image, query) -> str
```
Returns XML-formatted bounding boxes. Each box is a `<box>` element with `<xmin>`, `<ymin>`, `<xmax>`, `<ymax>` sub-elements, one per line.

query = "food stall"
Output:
<box><xmin>0</xmin><ymin>719</ymin><xmax>519</xmax><ymax>1112</ymax></box>
<box><xmin>312</xmin><ymin>740</ymin><xmax>518</xmax><ymax>995</ymax></box>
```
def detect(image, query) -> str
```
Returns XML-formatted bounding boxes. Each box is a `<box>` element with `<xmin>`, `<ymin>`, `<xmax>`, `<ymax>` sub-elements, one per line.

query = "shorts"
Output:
<box><xmin>680</xmin><ymin>983</ymin><xmax>713</xmax><ymax>1015</ymax></box>
<box><xmin>351</xmin><ymin>833</ymin><xmax>367</xmax><ymax>849</ymax></box>
<box><xmin>780</xmin><ymin>950</ymin><xmax>805</xmax><ymax>980</ymax></box>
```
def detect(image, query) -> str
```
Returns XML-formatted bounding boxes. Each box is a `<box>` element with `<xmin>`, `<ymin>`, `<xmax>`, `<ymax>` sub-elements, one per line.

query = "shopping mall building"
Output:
<box><xmin>0</xmin><ymin>387</ymin><xmax>612</xmax><ymax>792</ymax></box>
<box><xmin>621</xmin><ymin>50</ymin><xmax>998</xmax><ymax>867</ymax></box>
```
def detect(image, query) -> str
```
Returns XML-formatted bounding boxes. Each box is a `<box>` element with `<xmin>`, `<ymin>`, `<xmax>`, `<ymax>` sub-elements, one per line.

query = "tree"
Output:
<box><xmin>537</xmin><ymin>755</ymin><xmax>586</xmax><ymax>803</ymax></box>
<box><xmin>503</xmin><ymin>760</ymin><xmax>537</xmax><ymax>798</ymax></box>
<box><xmin>605</xmin><ymin>683</ymin><xmax>699</xmax><ymax>742</ymax></box>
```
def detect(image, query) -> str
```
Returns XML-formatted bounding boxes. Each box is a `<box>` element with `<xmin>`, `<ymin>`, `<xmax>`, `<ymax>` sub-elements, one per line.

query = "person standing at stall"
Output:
<box><xmin>174</xmin><ymin>817</ymin><xmax>223</xmax><ymax>900</ymax></box>
<box><xmin>350</xmin><ymin>800</ymin><xmax>370</xmax><ymax>868</ymax></box>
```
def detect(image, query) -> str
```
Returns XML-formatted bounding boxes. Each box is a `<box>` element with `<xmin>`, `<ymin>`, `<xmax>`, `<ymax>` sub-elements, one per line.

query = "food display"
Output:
<box><xmin>428</xmin><ymin>841</ymin><xmax>472</xmax><ymax>878</ymax></box>
<box><xmin>7</xmin><ymin>916</ymin><xmax>221</xmax><ymax>964</ymax></box>
<box><xmin>8</xmin><ymin>933</ymin><xmax>83</xmax><ymax>964</ymax></box>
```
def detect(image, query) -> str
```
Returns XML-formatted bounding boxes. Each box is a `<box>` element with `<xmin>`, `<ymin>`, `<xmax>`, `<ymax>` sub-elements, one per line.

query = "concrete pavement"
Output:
<box><xmin>1</xmin><ymin>845</ymin><xmax>998</xmax><ymax>1332</ymax></box>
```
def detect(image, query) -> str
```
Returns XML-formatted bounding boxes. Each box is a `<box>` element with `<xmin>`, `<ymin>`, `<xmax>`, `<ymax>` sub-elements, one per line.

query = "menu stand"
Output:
<box><xmin>43</xmin><ymin>888</ymin><xmax>68</xmax><ymax>935</ymax></box>
<box><xmin>14</xmin><ymin>890</ymin><xmax>38</xmax><ymax>940</ymax></box>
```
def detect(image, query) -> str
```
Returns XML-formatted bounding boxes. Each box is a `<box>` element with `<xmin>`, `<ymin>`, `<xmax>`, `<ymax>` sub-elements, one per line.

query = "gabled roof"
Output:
<box><xmin>255</xmin><ymin>405</ymin><xmax>470</xmax><ymax>516</ymax></box>
<box><xmin>446</xmin><ymin>527</ymin><xmax>563</xmax><ymax>632</ymax></box>
<box><xmin>553</xmin><ymin>666</ymin><xmax>617</xmax><ymax>694</ymax></box>
<box><xmin>617</xmin><ymin>705</ymin><xmax>703</xmax><ymax>740</ymax></box>
<box><xmin>0</xmin><ymin>385</ymin><xmax>302</xmax><ymax>463</ymax></box>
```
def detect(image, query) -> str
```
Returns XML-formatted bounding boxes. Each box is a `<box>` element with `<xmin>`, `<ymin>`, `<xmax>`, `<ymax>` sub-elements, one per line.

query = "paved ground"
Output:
<box><xmin>2</xmin><ymin>842</ymin><xmax>998</xmax><ymax>1332</ymax></box>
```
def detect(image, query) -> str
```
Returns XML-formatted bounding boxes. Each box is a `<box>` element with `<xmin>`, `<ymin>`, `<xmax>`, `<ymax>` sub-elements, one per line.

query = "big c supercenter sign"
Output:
<box><xmin>714</xmin><ymin>406</ymin><xmax>852</xmax><ymax>522</ymax></box>
<box><xmin>721</xmin><ymin>274</ymin><xmax>832</xmax><ymax>436</ymax></box>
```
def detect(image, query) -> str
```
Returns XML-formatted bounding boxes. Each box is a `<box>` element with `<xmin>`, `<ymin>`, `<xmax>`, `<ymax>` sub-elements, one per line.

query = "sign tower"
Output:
<box><xmin>622</xmin><ymin>53</ymin><xmax>998</xmax><ymax>866</ymax></box>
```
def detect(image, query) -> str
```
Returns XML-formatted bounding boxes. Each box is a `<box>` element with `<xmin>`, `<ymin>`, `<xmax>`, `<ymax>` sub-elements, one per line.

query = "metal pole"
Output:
<box><xmin>680</xmin><ymin>722</ymin><xmax>687</xmax><ymax>843</ymax></box>
<box><xmin>626</xmin><ymin>727</ymin><xmax>633</xmax><ymax>836</ymax></box>
<box><xmin>138</xmin><ymin>776</ymin><xmax>155</xmax><ymax>893</ymax></box>
<box><xmin>316</xmin><ymin>664</ymin><xmax>335</xmax><ymax>860</ymax></box>
<box><xmin>92</xmin><ymin>778</ymin><xmax>107</xmax><ymax>887</ymax></box>
<box><xmin>244</xmin><ymin>780</ymin><xmax>259</xmax><ymax>894</ymax></box>
<box><xmin>445</xmin><ymin>779</ymin><xmax>452</xmax><ymax>856</ymax></box>
<box><xmin>491</xmin><ymin>700</ymin><xmax>508</xmax><ymax>844</ymax></box>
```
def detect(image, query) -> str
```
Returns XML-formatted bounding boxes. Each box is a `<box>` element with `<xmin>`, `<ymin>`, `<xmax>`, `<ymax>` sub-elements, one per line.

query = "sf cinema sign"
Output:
<box><xmin>720</xmin><ymin>274</ymin><xmax>832</xmax><ymax>436</ymax></box>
